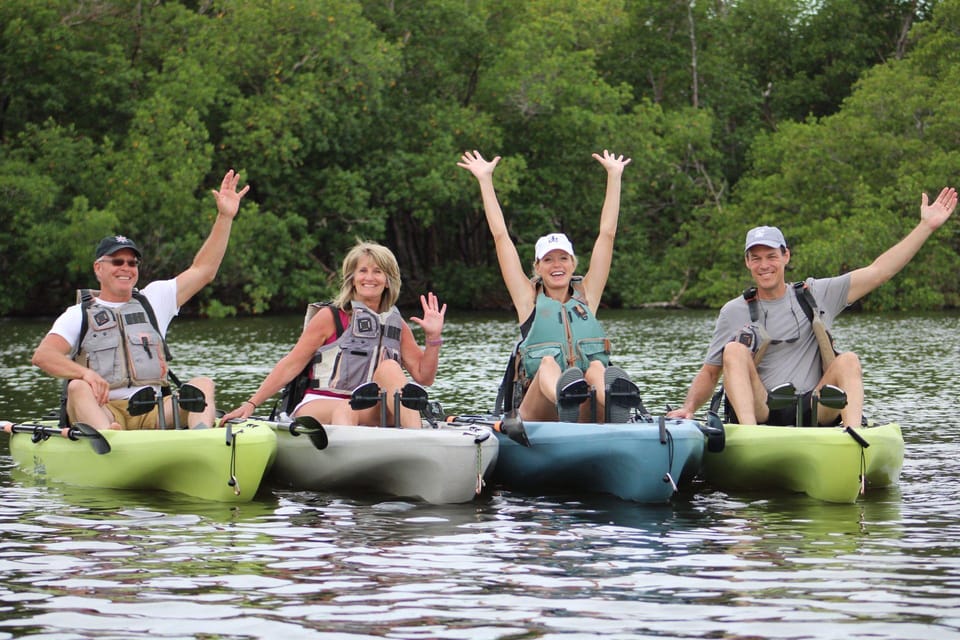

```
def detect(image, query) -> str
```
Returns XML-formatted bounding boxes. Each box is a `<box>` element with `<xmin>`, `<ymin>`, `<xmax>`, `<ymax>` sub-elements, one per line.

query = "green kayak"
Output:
<box><xmin>3</xmin><ymin>418</ymin><xmax>277</xmax><ymax>502</ymax></box>
<box><xmin>702</xmin><ymin>422</ymin><xmax>904</xmax><ymax>503</ymax></box>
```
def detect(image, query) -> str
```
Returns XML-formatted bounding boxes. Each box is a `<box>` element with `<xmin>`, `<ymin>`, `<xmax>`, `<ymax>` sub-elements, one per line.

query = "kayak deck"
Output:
<box><xmin>268</xmin><ymin>421</ymin><xmax>499</xmax><ymax>504</ymax></box>
<box><xmin>491</xmin><ymin>418</ymin><xmax>706</xmax><ymax>503</ymax></box>
<box><xmin>702</xmin><ymin>422</ymin><xmax>904</xmax><ymax>503</ymax></box>
<box><xmin>6</xmin><ymin>418</ymin><xmax>277</xmax><ymax>502</ymax></box>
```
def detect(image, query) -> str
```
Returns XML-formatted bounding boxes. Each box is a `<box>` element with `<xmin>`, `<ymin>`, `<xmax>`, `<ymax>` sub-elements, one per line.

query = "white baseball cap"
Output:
<box><xmin>535</xmin><ymin>233</ymin><xmax>575</xmax><ymax>260</ymax></box>
<box><xmin>744</xmin><ymin>226</ymin><xmax>787</xmax><ymax>253</ymax></box>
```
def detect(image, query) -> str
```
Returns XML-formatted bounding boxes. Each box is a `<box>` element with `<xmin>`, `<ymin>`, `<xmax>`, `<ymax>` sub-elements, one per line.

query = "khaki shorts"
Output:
<box><xmin>105</xmin><ymin>400</ymin><xmax>162</xmax><ymax>430</ymax></box>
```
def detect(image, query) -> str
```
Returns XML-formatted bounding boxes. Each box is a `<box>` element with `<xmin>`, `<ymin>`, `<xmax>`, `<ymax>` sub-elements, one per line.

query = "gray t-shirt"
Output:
<box><xmin>704</xmin><ymin>275</ymin><xmax>851</xmax><ymax>394</ymax></box>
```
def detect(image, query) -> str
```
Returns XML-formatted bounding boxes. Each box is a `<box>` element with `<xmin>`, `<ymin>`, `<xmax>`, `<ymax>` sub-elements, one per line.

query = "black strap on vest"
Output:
<box><xmin>743</xmin><ymin>282</ymin><xmax>820</xmax><ymax>326</ymax></box>
<box><xmin>60</xmin><ymin>289</ymin><xmax>175</xmax><ymax>426</ymax></box>
<box><xmin>270</xmin><ymin>302</ymin><xmax>345</xmax><ymax>420</ymax></box>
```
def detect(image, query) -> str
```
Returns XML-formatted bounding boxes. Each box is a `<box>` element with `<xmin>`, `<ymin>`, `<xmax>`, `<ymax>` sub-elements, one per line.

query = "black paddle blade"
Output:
<box><xmin>817</xmin><ymin>384</ymin><xmax>847</xmax><ymax>410</ymax></box>
<box><xmin>71</xmin><ymin>422</ymin><xmax>111</xmax><ymax>455</ymax></box>
<box><xmin>499</xmin><ymin>414</ymin><xmax>530</xmax><ymax>447</ymax></box>
<box><xmin>291</xmin><ymin>416</ymin><xmax>329</xmax><ymax>450</ymax></box>
<box><xmin>703</xmin><ymin>411</ymin><xmax>726</xmax><ymax>453</ymax></box>
<box><xmin>399</xmin><ymin>382</ymin><xmax>429</xmax><ymax>411</ymax></box>
<box><xmin>177</xmin><ymin>383</ymin><xmax>207</xmax><ymax>413</ymax></box>
<box><xmin>127</xmin><ymin>387</ymin><xmax>158</xmax><ymax>416</ymax></box>
<box><xmin>349</xmin><ymin>382</ymin><xmax>382</xmax><ymax>410</ymax></box>
<box><xmin>766</xmin><ymin>383</ymin><xmax>797</xmax><ymax>411</ymax></box>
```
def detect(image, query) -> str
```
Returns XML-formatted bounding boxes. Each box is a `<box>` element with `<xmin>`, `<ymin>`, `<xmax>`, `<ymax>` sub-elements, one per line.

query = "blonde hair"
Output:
<box><xmin>333</xmin><ymin>241</ymin><xmax>402</xmax><ymax>311</ymax></box>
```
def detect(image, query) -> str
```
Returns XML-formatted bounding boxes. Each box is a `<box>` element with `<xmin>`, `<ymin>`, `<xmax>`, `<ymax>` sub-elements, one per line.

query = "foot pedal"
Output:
<box><xmin>350</xmin><ymin>382</ymin><xmax>382</xmax><ymax>410</ymax></box>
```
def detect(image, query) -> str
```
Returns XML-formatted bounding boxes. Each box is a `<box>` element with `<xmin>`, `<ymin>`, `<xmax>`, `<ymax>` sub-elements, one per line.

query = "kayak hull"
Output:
<box><xmin>7</xmin><ymin>419</ymin><xmax>277</xmax><ymax>502</ymax></box>
<box><xmin>268</xmin><ymin>422</ymin><xmax>500</xmax><ymax>504</ymax></box>
<box><xmin>702</xmin><ymin>422</ymin><xmax>904</xmax><ymax>503</ymax></box>
<box><xmin>491</xmin><ymin>418</ymin><xmax>706</xmax><ymax>503</ymax></box>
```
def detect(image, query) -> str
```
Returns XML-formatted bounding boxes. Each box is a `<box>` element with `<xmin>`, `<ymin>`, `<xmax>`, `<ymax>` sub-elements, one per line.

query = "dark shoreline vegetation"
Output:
<box><xmin>2</xmin><ymin>0</ymin><xmax>958</xmax><ymax>318</ymax></box>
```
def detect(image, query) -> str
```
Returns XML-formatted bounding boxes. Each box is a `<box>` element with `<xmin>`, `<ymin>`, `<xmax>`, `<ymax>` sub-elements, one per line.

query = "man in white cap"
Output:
<box><xmin>669</xmin><ymin>186</ymin><xmax>957</xmax><ymax>427</ymax></box>
<box><xmin>31</xmin><ymin>170</ymin><xmax>250</xmax><ymax>430</ymax></box>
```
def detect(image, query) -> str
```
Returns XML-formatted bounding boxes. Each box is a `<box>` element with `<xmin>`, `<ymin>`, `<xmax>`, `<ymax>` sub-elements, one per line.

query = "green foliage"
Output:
<box><xmin>1</xmin><ymin>0</ymin><xmax>958</xmax><ymax>318</ymax></box>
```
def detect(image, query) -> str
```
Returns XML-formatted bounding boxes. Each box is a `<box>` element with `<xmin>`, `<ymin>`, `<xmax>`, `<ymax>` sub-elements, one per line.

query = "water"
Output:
<box><xmin>1</xmin><ymin>309</ymin><xmax>959</xmax><ymax>639</ymax></box>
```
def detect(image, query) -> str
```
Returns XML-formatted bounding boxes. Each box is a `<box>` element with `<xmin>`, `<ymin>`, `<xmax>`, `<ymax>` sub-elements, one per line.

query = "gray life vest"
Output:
<box><xmin>73</xmin><ymin>290</ymin><xmax>168</xmax><ymax>389</ymax></box>
<box><xmin>517</xmin><ymin>278</ymin><xmax>610</xmax><ymax>380</ymax></box>
<box><xmin>308</xmin><ymin>300</ymin><xmax>404</xmax><ymax>395</ymax></box>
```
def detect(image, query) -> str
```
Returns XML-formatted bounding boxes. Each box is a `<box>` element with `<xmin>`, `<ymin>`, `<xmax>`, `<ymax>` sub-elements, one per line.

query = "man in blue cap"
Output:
<box><xmin>669</xmin><ymin>186</ymin><xmax>957</xmax><ymax>427</ymax></box>
<box><xmin>31</xmin><ymin>170</ymin><xmax>250</xmax><ymax>430</ymax></box>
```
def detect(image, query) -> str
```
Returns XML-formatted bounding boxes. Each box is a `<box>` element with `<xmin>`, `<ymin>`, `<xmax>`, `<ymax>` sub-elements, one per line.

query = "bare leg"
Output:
<box><xmin>519</xmin><ymin>356</ymin><xmax>563</xmax><ymax>421</ymax></box>
<box><xmin>188</xmin><ymin>376</ymin><xmax>216</xmax><ymax>428</ymax></box>
<box><xmin>722</xmin><ymin>342</ymin><xmax>769</xmax><ymax>425</ymax></box>
<box><xmin>818</xmin><ymin>351</ymin><xmax>863</xmax><ymax>426</ymax></box>
<box><xmin>66</xmin><ymin>379</ymin><xmax>121</xmax><ymax>430</ymax></box>
<box><xmin>374</xmin><ymin>360</ymin><xmax>421</xmax><ymax>428</ymax></box>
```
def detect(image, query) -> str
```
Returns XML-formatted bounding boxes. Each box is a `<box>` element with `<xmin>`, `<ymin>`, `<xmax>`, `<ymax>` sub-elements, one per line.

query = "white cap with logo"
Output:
<box><xmin>535</xmin><ymin>233</ymin><xmax>575</xmax><ymax>260</ymax></box>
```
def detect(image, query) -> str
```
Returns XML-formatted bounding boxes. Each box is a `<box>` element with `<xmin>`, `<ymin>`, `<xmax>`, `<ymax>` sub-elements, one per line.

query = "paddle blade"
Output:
<box><xmin>703</xmin><ymin>411</ymin><xmax>726</xmax><ymax>453</ymax></box>
<box><xmin>291</xmin><ymin>416</ymin><xmax>329</xmax><ymax>450</ymax></box>
<box><xmin>127</xmin><ymin>387</ymin><xmax>158</xmax><ymax>416</ymax></box>
<box><xmin>176</xmin><ymin>383</ymin><xmax>207</xmax><ymax>413</ymax></box>
<box><xmin>499</xmin><ymin>415</ymin><xmax>530</xmax><ymax>447</ymax></box>
<box><xmin>71</xmin><ymin>422</ymin><xmax>111</xmax><ymax>455</ymax></box>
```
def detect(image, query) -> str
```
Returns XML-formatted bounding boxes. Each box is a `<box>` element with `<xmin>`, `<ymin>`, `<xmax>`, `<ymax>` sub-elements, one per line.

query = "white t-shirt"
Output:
<box><xmin>49</xmin><ymin>279</ymin><xmax>180</xmax><ymax>400</ymax></box>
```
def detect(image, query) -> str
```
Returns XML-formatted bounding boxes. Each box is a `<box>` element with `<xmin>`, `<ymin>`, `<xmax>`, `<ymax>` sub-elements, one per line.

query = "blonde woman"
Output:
<box><xmin>224</xmin><ymin>241</ymin><xmax>446</xmax><ymax>428</ymax></box>
<box><xmin>458</xmin><ymin>150</ymin><xmax>641</xmax><ymax>423</ymax></box>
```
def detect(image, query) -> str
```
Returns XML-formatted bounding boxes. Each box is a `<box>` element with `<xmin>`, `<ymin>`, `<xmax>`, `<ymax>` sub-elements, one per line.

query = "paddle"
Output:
<box><xmin>445</xmin><ymin>414</ymin><xmax>530</xmax><ymax>447</ymax></box>
<box><xmin>671</xmin><ymin>392</ymin><xmax>727</xmax><ymax>453</ymax></box>
<box><xmin>1</xmin><ymin>420</ymin><xmax>111</xmax><ymax>455</ymax></box>
<box><xmin>287</xmin><ymin>415</ymin><xmax>329</xmax><ymax>450</ymax></box>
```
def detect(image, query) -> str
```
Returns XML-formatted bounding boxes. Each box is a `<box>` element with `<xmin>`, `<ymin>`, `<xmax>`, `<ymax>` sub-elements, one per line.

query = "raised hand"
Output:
<box><xmin>920</xmin><ymin>187</ymin><xmax>957</xmax><ymax>231</ymax></box>
<box><xmin>457</xmin><ymin>150</ymin><xmax>501</xmax><ymax>181</ymax></box>
<box><xmin>591</xmin><ymin>149</ymin><xmax>632</xmax><ymax>177</ymax></box>
<box><xmin>409</xmin><ymin>291</ymin><xmax>447</xmax><ymax>342</ymax></box>
<box><xmin>211</xmin><ymin>169</ymin><xmax>251</xmax><ymax>220</ymax></box>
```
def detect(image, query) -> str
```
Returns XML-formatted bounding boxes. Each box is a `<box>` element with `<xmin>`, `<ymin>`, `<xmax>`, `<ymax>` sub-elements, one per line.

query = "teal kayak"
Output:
<box><xmin>268</xmin><ymin>420</ymin><xmax>499</xmax><ymax>504</ymax></box>
<box><xmin>490</xmin><ymin>417</ymin><xmax>706</xmax><ymax>503</ymax></box>
<box><xmin>702</xmin><ymin>422</ymin><xmax>903</xmax><ymax>503</ymax></box>
<box><xmin>3</xmin><ymin>418</ymin><xmax>277</xmax><ymax>502</ymax></box>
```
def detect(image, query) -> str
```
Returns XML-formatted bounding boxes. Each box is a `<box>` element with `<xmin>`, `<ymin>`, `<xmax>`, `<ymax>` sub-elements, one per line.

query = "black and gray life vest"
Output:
<box><xmin>308</xmin><ymin>300</ymin><xmax>404</xmax><ymax>395</ymax></box>
<box><xmin>73</xmin><ymin>289</ymin><xmax>169</xmax><ymax>389</ymax></box>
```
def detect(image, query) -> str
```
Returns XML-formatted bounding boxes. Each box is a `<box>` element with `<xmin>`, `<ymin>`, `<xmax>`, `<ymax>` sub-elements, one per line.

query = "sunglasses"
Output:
<box><xmin>98</xmin><ymin>257</ymin><xmax>141</xmax><ymax>267</ymax></box>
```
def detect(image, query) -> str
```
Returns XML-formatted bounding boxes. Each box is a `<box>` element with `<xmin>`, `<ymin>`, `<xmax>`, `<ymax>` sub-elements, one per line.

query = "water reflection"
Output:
<box><xmin>1</xmin><ymin>311</ymin><xmax>960</xmax><ymax>638</ymax></box>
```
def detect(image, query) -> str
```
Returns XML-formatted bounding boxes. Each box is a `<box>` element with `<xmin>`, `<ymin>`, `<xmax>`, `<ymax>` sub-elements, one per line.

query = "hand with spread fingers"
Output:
<box><xmin>410</xmin><ymin>292</ymin><xmax>447</xmax><ymax>344</ymax></box>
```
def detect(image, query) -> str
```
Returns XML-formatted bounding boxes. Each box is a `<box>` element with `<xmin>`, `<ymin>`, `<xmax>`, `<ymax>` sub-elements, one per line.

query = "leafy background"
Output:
<box><xmin>1</xmin><ymin>0</ymin><xmax>957</xmax><ymax>317</ymax></box>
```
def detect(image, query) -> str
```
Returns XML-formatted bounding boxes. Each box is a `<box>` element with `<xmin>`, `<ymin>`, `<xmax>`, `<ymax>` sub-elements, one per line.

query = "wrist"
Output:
<box><xmin>425</xmin><ymin>337</ymin><xmax>443</xmax><ymax>347</ymax></box>
<box><xmin>243</xmin><ymin>399</ymin><xmax>258</xmax><ymax>409</ymax></box>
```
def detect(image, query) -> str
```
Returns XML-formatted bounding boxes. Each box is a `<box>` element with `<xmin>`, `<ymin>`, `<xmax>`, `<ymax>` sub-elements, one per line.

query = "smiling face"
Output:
<box><xmin>350</xmin><ymin>254</ymin><xmax>389</xmax><ymax>310</ymax></box>
<box><xmin>535</xmin><ymin>249</ymin><xmax>576</xmax><ymax>298</ymax></box>
<box><xmin>93</xmin><ymin>248</ymin><xmax>140</xmax><ymax>302</ymax></box>
<box><xmin>745</xmin><ymin>245</ymin><xmax>790</xmax><ymax>299</ymax></box>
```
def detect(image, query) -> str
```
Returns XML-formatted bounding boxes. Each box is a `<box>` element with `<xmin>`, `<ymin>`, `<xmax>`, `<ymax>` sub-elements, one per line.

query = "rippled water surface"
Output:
<box><xmin>1</xmin><ymin>309</ymin><xmax>959</xmax><ymax>639</ymax></box>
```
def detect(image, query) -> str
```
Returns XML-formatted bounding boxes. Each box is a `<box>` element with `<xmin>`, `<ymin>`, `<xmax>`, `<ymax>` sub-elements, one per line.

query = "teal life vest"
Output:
<box><xmin>517</xmin><ymin>278</ymin><xmax>610</xmax><ymax>379</ymax></box>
